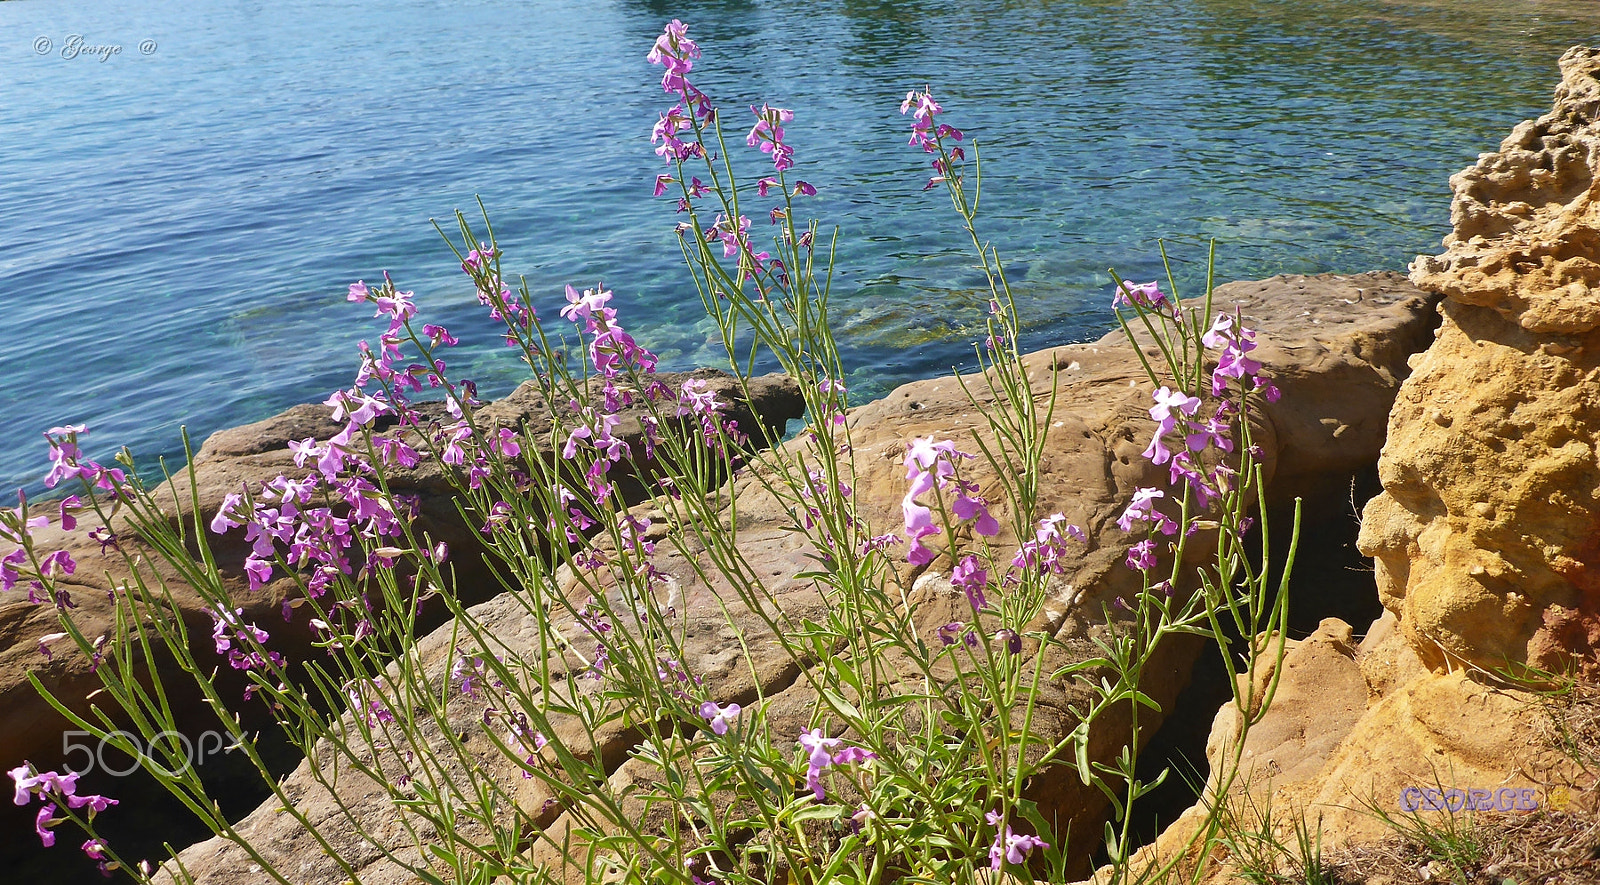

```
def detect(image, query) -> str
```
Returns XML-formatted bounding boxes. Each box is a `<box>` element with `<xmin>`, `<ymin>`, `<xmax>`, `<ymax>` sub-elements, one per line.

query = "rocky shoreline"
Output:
<box><xmin>6</xmin><ymin>46</ymin><xmax>1600</xmax><ymax>885</ymax></box>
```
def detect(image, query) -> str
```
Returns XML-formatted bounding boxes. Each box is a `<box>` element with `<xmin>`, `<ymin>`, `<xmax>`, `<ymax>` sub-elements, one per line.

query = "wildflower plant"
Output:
<box><xmin>3</xmin><ymin>18</ymin><xmax>1297</xmax><ymax>885</ymax></box>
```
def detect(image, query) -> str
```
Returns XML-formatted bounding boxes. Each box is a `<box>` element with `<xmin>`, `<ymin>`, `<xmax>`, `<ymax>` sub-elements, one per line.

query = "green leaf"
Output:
<box><xmin>820</xmin><ymin>689</ymin><xmax>864</xmax><ymax>723</ymax></box>
<box><xmin>785</xmin><ymin>803</ymin><xmax>844</xmax><ymax>824</ymax></box>
<box><xmin>1073</xmin><ymin>723</ymin><xmax>1092</xmax><ymax>785</ymax></box>
<box><xmin>1129</xmin><ymin>689</ymin><xmax>1162</xmax><ymax>711</ymax></box>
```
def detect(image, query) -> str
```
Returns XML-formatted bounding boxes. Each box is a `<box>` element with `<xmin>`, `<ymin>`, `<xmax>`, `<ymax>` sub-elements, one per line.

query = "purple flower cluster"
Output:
<box><xmin>450</xmin><ymin>649</ymin><xmax>503</xmax><ymax>701</ymax></box>
<box><xmin>1</xmin><ymin>502</ymin><xmax>72</xmax><ymax>606</ymax></box>
<box><xmin>1112</xmin><ymin>279</ymin><xmax>1175</xmax><ymax>315</ymax></box>
<box><xmin>498</xmin><ymin>709</ymin><xmax>548</xmax><ymax>777</ymax></box>
<box><xmin>562</xmin><ymin>285</ymin><xmax>658</xmax><ymax>396</ymax></box>
<box><xmin>985</xmin><ymin>809</ymin><xmax>1048</xmax><ymax>871</ymax></box>
<box><xmin>1203</xmin><ymin>311</ymin><xmax>1280</xmax><ymax>403</ymax></box>
<box><xmin>1117</xmin><ymin>488</ymin><xmax>1176</xmax><ymax>536</ymax></box>
<box><xmin>706</xmin><ymin>213</ymin><xmax>763</xmax><ymax>266</ymax></box>
<box><xmin>795</xmin><ymin>468</ymin><xmax>857</xmax><ymax>559</ymax></box>
<box><xmin>206</xmin><ymin>276</ymin><xmax>464</xmax><ymax>619</ymax></box>
<box><xmin>646</xmin><ymin>20</ymin><xmax>712</xmax><ymax>118</ymax></box>
<box><xmin>576</xmin><ymin>605</ymin><xmax>613</xmax><ymax>681</ymax></box>
<box><xmin>747</xmin><ymin>104</ymin><xmax>795</xmax><ymax>172</ymax></box>
<box><xmin>41</xmin><ymin>425</ymin><xmax>126</xmax><ymax>494</ymax></box>
<box><xmin>645</xmin><ymin>19</ymin><xmax>821</xmax><ymax>292</ymax></box>
<box><xmin>459</xmin><ymin>244</ymin><xmax>541</xmax><ymax>350</ymax></box>
<box><xmin>951</xmin><ymin>554</ymin><xmax>988</xmax><ymax>613</ymax></box>
<box><xmin>645</xmin><ymin>21</ymin><xmax>713</xmax><ymax>171</ymax></box>
<box><xmin>9</xmin><ymin>763</ymin><xmax>118</xmax><ymax>874</ymax></box>
<box><xmin>797</xmin><ymin>728</ymin><xmax>876</xmax><ymax>802</ymax></box>
<box><xmin>900</xmin><ymin>88</ymin><xmax>965</xmax><ymax>190</ymax></box>
<box><xmin>208</xmin><ymin>605</ymin><xmax>284</xmax><ymax>674</ymax></box>
<box><xmin>900</xmin><ymin>437</ymin><xmax>999</xmax><ymax>567</ymax></box>
<box><xmin>1</xmin><ymin>427</ymin><xmax>134</xmax><ymax>608</ymax></box>
<box><xmin>344</xmin><ymin>678</ymin><xmax>396</xmax><ymax>728</ymax></box>
<box><xmin>1112</xmin><ymin>284</ymin><xmax>1281</xmax><ymax>574</ymax></box>
<box><xmin>1010</xmin><ymin>513</ymin><xmax>1086</xmax><ymax>575</ymax></box>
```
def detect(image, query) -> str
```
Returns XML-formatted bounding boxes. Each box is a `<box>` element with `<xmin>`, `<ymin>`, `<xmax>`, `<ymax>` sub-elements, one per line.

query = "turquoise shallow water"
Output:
<box><xmin>3</xmin><ymin>0</ymin><xmax>1599</xmax><ymax>495</ymax></box>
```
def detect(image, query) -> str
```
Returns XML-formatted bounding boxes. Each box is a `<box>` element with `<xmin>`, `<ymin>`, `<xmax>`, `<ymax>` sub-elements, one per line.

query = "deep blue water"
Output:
<box><xmin>3</xmin><ymin>0</ymin><xmax>1598</xmax><ymax>495</ymax></box>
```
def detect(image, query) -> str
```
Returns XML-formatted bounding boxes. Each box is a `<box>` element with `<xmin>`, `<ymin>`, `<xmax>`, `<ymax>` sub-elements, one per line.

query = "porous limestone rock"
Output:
<box><xmin>159</xmin><ymin>273</ymin><xmax>1439</xmax><ymax>883</ymax></box>
<box><xmin>1361</xmin><ymin>46</ymin><xmax>1600</xmax><ymax>676</ymax></box>
<box><xmin>1112</xmin><ymin>52</ymin><xmax>1600</xmax><ymax>885</ymax></box>
<box><xmin>1091</xmin><ymin>612</ymin><xmax>1588</xmax><ymax>885</ymax></box>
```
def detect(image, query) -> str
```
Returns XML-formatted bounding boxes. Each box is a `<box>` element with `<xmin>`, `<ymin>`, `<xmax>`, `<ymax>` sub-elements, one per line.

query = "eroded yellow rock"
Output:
<box><xmin>1359</xmin><ymin>46</ymin><xmax>1600</xmax><ymax>677</ymax></box>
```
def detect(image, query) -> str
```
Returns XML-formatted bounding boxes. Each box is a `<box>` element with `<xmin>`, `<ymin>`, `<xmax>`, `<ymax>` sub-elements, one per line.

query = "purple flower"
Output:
<box><xmin>560</xmin><ymin>284</ymin><xmax>615</xmax><ymax>327</ymax></box>
<box><xmin>1117</xmin><ymin>488</ymin><xmax>1177</xmax><ymax>536</ymax></box>
<box><xmin>1112</xmin><ymin>280</ymin><xmax>1172</xmax><ymax>313</ymax></box>
<box><xmin>1186</xmin><ymin>412</ymin><xmax>1234</xmax><ymax>454</ymax></box>
<box><xmin>1142</xmin><ymin>429</ymin><xmax>1174</xmax><ymax>466</ymax></box>
<box><xmin>39</xmin><ymin>549</ymin><xmax>75</xmax><ymax>578</ymax></box>
<box><xmin>1011</xmin><ymin>513</ymin><xmax>1085</xmax><ymax>574</ymax></box>
<box><xmin>851</xmin><ymin>803</ymin><xmax>875</xmax><ymax>832</ymax></box>
<box><xmin>986</xmin><ymin>810</ymin><xmax>1050</xmax><ymax>870</ymax></box>
<box><xmin>832</xmin><ymin>746</ymin><xmax>877</xmax><ymax>766</ymax></box>
<box><xmin>952</xmin><ymin>554</ymin><xmax>987</xmax><ymax>612</ymax></box>
<box><xmin>422</xmin><ymin>323</ymin><xmax>458</xmax><ymax>348</ymax></box>
<box><xmin>1149</xmin><ymin>386</ymin><xmax>1201</xmax><ymax>425</ymax></box>
<box><xmin>901</xmin><ymin>88</ymin><xmax>961</xmax><ymax>154</ymax></box>
<box><xmin>35</xmin><ymin>803</ymin><xmax>56</xmax><ymax>847</ymax></box>
<box><xmin>995</xmin><ymin>628</ymin><xmax>1022</xmax><ymax>654</ymax></box>
<box><xmin>1126</xmin><ymin>539</ymin><xmax>1157</xmax><ymax>572</ymax></box>
<box><xmin>938</xmin><ymin>621</ymin><xmax>977</xmax><ymax>647</ymax></box>
<box><xmin>698</xmin><ymin>701</ymin><xmax>742</xmax><ymax>736</ymax></box>
<box><xmin>81</xmin><ymin>838</ymin><xmax>113</xmax><ymax>877</ymax></box>
<box><xmin>56</xmin><ymin>496</ymin><xmax>80</xmax><ymax>531</ymax></box>
<box><xmin>10</xmin><ymin>764</ymin><xmax>46</xmax><ymax>806</ymax></box>
<box><xmin>902</xmin><ymin>485</ymin><xmax>939</xmax><ymax>564</ymax></box>
<box><xmin>859</xmin><ymin>533</ymin><xmax>902</xmax><ymax>555</ymax></box>
<box><xmin>243</xmin><ymin>556</ymin><xmax>273</xmax><ymax>591</ymax></box>
<box><xmin>373</xmin><ymin>288</ymin><xmax>416</xmax><ymax>332</ymax></box>
<box><xmin>799</xmin><ymin>728</ymin><xmax>842</xmax><ymax>800</ymax></box>
<box><xmin>951</xmin><ymin>488</ymin><xmax>1000</xmax><ymax>536</ymax></box>
<box><xmin>1</xmin><ymin>547</ymin><xmax>27</xmax><ymax>593</ymax></box>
